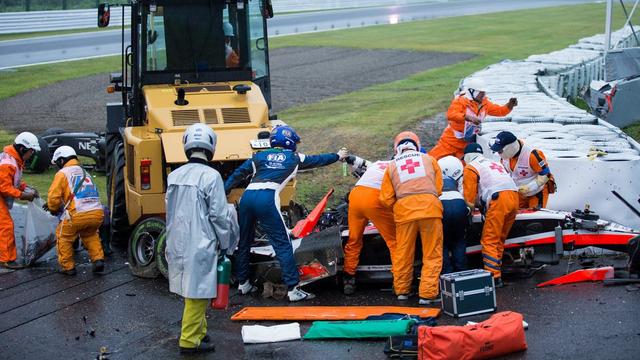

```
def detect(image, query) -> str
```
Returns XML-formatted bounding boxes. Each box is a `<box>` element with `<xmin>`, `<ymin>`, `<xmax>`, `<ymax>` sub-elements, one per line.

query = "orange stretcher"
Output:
<box><xmin>231</xmin><ymin>306</ymin><xmax>440</xmax><ymax>321</ymax></box>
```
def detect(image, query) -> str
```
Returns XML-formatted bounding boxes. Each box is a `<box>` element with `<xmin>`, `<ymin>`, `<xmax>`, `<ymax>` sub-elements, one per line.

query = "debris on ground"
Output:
<box><xmin>96</xmin><ymin>346</ymin><xmax>110</xmax><ymax>360</ymax></box>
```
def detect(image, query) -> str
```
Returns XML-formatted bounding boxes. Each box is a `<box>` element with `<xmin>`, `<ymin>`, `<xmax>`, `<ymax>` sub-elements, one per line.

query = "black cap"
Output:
<box><xmin>463</xmin><ymin>143</ymin><xmax>483</xmax><ymax>155</ymax></box>
<box><xmin>489</xmin><ymin>131</ymin><xmax>517</xmax><ymax>152</ymax></box>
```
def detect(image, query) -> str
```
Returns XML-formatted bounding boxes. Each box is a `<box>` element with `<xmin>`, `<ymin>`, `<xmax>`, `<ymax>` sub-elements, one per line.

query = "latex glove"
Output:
<box><xmin>336</xmin><ymin>148</ymin><xmax>348</xmax><ymax>161</ymax></box>
<box><xmin>507</xmin><ymin>97</ymin><xmax>518</xmax><ymax>109</ymax></box>
<box><xmin>19</xmin><ymin>191</ymin><xmax>35</xmax><ymax>202</ymax></box>
<box><xmin>518</xmin><ymin>184</ymin><xmax>529</xmax><ymax>195</ymax></box>
<box><xmin>465</xmin><ymin>113</ymin><xmax>481</xmax><ymax>125</ymax></box>
<box><xmin>42</xmin><ymin>203</ymin><xmax>49</xmax><ymax>213</ymax></box>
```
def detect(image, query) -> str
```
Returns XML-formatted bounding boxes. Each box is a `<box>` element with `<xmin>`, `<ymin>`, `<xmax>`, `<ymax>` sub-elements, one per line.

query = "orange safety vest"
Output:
<box><xmin>387</xmin><ymin>151</ymin><xmax>438</xmax><ymax>199</ymax></box>
<box><xmin>0</xmin><ymin>151</ymin><xmax>22</xmax><ymax>209</ymax></box>
<box><xmin>58</xmin><ymin>165</ymin><xmax>102</xmax><ymax>215</ymax></box>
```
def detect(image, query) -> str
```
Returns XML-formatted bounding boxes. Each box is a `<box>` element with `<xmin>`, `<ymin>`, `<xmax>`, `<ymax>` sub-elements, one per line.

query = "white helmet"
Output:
<box><xmin>223</xmin><ymin>22</ymin><xmax>234</xmax><ymax>37</ymax></box>
<box><xmin>464</xmin><ymin>78</ymin><xmax>487</xmax><ymax>93</ymax></box>
<box><xmin>183</xmin><ymin>123</ymin><xmax>216</xmax><ymax>159</ymax></box>
<box><xmin>51</xmin><ymin>145</ymin><xmax>76</xmax><ymax>165</ymax></box>
<box><xmin>14</xmin><ymin>132</ymin><xmax>41</xmax><ymax>152</ymax></box>
<box><xmin>464</xmin><ymin>78</ymin><xmax>487</xmax><ymax>101</ymax></box>
<box><xmin>438</xmin><ymin>156</ymin><xmax>463</xmax><ymax>182</ymax></box>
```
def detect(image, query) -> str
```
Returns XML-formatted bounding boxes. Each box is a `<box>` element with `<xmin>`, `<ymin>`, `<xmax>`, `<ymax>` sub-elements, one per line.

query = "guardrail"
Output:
<box><xmin>0</xmin><ymin>8</ymin><xmax>130</xmax><ymax>34</ymax></box>
<box><xmin>0</xmin><ymin>0</ymin><xmax>432</xmax><ymax>35</ymax></box>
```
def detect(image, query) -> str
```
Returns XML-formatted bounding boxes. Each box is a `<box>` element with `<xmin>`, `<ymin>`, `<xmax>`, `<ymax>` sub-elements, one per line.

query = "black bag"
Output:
<box><xmin>384</xmin><ymin>335</ymin><xmax>418</xmax><ymax>358</ymax></box>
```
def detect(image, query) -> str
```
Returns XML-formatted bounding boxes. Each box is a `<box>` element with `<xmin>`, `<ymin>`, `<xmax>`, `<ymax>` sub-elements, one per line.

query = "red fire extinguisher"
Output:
<box><xmin>211</xmin><ymin>255</ymin><xmax>231</xmax><ymax>310</ymax></box>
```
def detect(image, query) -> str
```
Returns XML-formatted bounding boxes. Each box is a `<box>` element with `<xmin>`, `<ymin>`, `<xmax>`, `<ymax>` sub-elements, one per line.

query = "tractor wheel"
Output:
<box><xmin>127</xmin><ymin>217</ymin><xmax>165</xmax><ymax>278</ymax></box>
<box><xmin>155</xmin><ymin>230</ymin><xmax>169</xmax><ymax>279</ymax></box>
<box><xmin>105</xmin><ymin>133</ymin><xmax>121</xmax><ymax>176</ymax></box>
<box><xmin>108</xmin><ymin>141</ymin><xmax>130</xmax><ymax>245</ymax></box>
<box><xmin>25</xmin><ymin>135</ymin><xmax>51</xmax><ymax>173</ymax></box>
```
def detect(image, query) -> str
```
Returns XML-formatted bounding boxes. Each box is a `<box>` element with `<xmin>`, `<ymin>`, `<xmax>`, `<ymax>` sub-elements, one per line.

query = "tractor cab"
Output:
<box><xmin>100</xmin><ymin>0</ymin><xmax>274</xmax><ymax>122</ymax></box>
<box><xmin>98</xmin><ymin>0</ymin><xmax>297</xmax><ymax>279</ymax></box>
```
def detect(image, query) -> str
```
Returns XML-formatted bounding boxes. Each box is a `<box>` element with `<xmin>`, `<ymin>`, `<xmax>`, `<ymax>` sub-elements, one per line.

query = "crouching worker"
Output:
<box><xmin>343</xmin><ymin>156</ymin><xmax>396</xmax><ymax>295</ymax></box>
<box><xmin>166</xmin><ymin>124</ymin><xmax>236</xmax><ymax>354</ymax></box>
<box><xmin>46</xmin><ymin>146</ymin><xmax>104</xmax><ymax>275</ymax></box>
<box><xmin>380</xmin><ymin>131</ymin><xmax>443</xmax><ymax>305</ymax></box>
<box><xmin>0</xmin><ymin>132</ymin><xmax>40</xmax><ymax>269</ymax></box>
<box><xmin>461</xmin><ymin>144</ymin><xmax>518</xmax><ymax>288</ymax></box>
<box><xmin>437</xmin><ymin>156</ymin><xmax>469</xmax><ymax>274</ymax></box>
<box><xmin>225</xmin><ymin>125</ymin><xmax>348</xmax><ymax>302</ymax></box>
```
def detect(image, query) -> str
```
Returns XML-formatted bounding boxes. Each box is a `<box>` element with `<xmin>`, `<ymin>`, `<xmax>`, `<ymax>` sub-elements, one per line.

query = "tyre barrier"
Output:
<box><xmin>578</xmin><ymin>133</ymin><xmax>622</xmax><ymax>142</ymax></box>
<box><xmin>593</xmin><ymin>140</ymin><xmax>632</xmax><ymax>149</ymax></box>
<box><xmin>595</xmin><ymin>146</ymin><xmax>637</xmax><ymax>154</ymax></box>
<box><xmin>484</xmin><ymin>129</ymin><xmax>532</xmax><ymax>139</ymax></box>
<box><xmin>512</xmin><ymin>116</ymin><xmax>554</xmax><ymax>124</ymax></box>
<box><xmin>553</xmin><ymin>116</ymin><xmax>598</xmax><ymax>125</ymax></box>
<box><xmin>480</xmin><ymin>122</ymin><xmax>520</xmax><ymax>134</ymax></box>
<box><xmin>460</xmin><ymin>25</ymin><xmax>639</xmax><ymax>163</ymax></box>
<box><xmin>527</xmin><ymin>132</ymin><xmax>578</xmax><ymax>141</ymax></box>
<box><xmin>563</xmin><ymin>124</ymin><xmax>617</xmax><ymax>133</ymax></box>
<box><xmin>598</xmin><ymin>153</ymin><xmax>640</xmax><ymax>161</ymax></box>
<box><xmin>530</xmin><ymin>142</ymin><xmax>591</xmax><ymax>152</ymax></box>
<box><xmin>519</xmin><ymin>123</ymin><xmax>566</xmax><ymax>133</ymax></box>
<box><xmin>543</xmin><ymin>151</ymin><xmax>587</xmax><ymax>159</ymax></box>
<box><xmin>484</xmin><ymin>116</ymin><xmax>511</xmax><ymax>123</ymax></box>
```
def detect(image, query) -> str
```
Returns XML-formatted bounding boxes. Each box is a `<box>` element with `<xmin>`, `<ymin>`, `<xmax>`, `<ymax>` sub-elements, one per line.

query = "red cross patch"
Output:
<box><xmin>400</xmin><ymin>159</ymin><xmax>420</xmax><ymax>174</ymax></box>
<box><xmin>519</xmin><ymin>169</ymin><xmax>528</xmax><ymax>177</ymax></box>
<box><xmin>489</xmin><ymin>163</ymin><xmax>505</xmax><ymax>173</ymax></box>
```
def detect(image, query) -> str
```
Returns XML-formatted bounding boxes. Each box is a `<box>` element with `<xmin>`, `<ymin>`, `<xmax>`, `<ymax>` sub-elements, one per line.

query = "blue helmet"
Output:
<box><xmin>270</xmin><ymin>125</ymin><xmax>300</xmax><ymax>151</ymax></box>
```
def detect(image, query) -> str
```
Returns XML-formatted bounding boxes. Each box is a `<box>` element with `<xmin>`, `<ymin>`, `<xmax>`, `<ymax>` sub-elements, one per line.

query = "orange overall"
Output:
<box><xmin>0</xmin><ymin>145</ymin><xmax>27</xmax><ymax>263</ymax></box>
<box><xmin>503</xmin><ymin>142</ymin><xmax>553</xmax><ymax>209</ymax></box>
<box><xmin>463</xmin><ymin>160</ymin><xmax>518</xmax><ymax>278</ymax></box>
<box><xmin>380</xmin><ymin>152</ymin><xmax>443</xmax><ymax>299</ymax></box>
<box><xmin>344</xmin><ymin>186</ymin><xmax>397</xmax><ymax>276</ymax></box>
<box><xmin>429</xmin><ymin>96</ymin><xmax>512</xmax><ymax>160</ymax></box>
<box><xmin>47</xmin><ymin>159</ymin><xmax>104</xmax><ymax>271</ymax></box>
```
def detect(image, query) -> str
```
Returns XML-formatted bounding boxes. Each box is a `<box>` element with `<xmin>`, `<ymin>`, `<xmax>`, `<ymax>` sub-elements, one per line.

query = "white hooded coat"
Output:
<box><xmin>165</xmin><ymin>162</ymin><xmax>238</xmax><ymax>299</ymax></box>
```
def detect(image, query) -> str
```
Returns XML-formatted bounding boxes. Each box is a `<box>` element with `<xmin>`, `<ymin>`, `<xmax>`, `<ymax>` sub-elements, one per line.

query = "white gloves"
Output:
<box><xmin>337</xmin><ymin>148</ymin><xmax>348</xmax><ymax>161</ymax></box>
<box><xmin>519</xmin><ymin>175</ymin><xmax>549</xmax><ymax>197</ymax></box>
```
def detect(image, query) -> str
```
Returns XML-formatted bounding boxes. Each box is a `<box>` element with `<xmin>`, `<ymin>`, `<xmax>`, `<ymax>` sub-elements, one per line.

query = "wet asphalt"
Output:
<box><xmin>1</xmin><ymin>249</ymin><xmax>638</xmax><ymax>360</ymax></box>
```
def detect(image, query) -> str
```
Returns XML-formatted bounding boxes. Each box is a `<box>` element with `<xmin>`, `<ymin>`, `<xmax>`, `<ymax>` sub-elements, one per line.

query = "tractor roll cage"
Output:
<box><xmin>115</xmin><ymin>0</ymin><xmax>272</xmax><ymax>126</ymax></box>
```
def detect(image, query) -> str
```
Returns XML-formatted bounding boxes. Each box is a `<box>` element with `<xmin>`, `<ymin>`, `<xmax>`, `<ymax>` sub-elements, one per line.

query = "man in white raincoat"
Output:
<box><xmin>165</xmin><ymin>123</ymin><xmax>238</xmax><ymax>354</ymax></box>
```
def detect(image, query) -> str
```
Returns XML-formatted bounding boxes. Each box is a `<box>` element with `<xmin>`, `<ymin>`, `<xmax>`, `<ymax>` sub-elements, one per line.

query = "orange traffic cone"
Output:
<box><xmin>537</xmin><ymin>266</ymin><xmax>614</xmax><ymax>288</ymax></box>
<box><xmin>291</xmin><ymin>188</ymin><xmax>334</xmax><ymax>238</ymax></box>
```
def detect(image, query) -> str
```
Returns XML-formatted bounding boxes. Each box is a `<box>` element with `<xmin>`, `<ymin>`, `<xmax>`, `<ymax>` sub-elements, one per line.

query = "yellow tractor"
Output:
<box><xmin>99</xmin><ymin>0</ymin><xmax>301</xmax><ymax>277</ymax></box>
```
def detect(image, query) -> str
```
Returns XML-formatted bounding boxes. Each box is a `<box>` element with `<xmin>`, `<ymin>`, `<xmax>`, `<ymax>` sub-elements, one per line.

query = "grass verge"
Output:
<box><xmin>0</xmin><ymin>55</ymin><xmax>120</xmax><ymax>99</ymax></box>
<box><xmin>1</xmin><ymin>3</ymin><xmax>638</xmax><ymax>207</ymax></box>
<box><xmin>624</xmin><ymin>123</ymin><xmax>640</xmax><ymax>143</ymax></box>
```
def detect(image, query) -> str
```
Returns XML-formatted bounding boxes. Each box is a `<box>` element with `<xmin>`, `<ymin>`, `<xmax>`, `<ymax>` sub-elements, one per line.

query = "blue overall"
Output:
<box><xmin>440</xmin><ymin>177</ymin><xmax>469</xmax><ymax>274</ymax></box>
<box><xmin>224</xmin><ymin>148</ymin><xmax>338</xmax><ymax>288</ymax></box>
